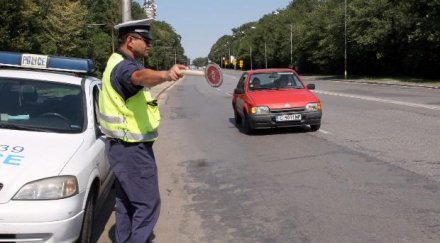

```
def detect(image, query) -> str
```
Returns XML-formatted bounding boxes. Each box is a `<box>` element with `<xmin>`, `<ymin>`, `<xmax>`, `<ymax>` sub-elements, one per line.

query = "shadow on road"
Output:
<box><xmin>228</xmin><ymin>117</ymin><xmax>312</xmax><ymax>135</ymax></box>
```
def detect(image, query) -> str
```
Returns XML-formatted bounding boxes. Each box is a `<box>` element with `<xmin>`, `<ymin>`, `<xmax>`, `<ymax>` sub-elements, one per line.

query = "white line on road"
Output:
<box><xmin>318</xmin><ymin>129</ymin><xmax>331</xmax><ymax>134</ymax></box>
<box><xmin>314</xmin><ymin>90</ymin><xmax>440</xmax><ymax>111</ymax></box>
<box><xmin>225</xmin><ymin>92</ymin><xmax>232</xmax><ymax>96</ymax></box>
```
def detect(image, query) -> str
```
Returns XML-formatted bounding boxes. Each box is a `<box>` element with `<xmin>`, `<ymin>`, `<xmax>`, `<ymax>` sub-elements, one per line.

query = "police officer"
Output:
<box><xmin>99</xmin><ymin>19</ymin><xmax>186</xmax><ymax>242</ymax></box>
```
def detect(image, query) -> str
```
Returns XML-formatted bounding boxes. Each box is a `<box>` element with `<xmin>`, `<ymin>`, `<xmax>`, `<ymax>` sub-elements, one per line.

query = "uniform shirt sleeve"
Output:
<box><xmin>110</xmin><ymin>59</ymin><xmax>145</xmax><ymax>101</ymax></box>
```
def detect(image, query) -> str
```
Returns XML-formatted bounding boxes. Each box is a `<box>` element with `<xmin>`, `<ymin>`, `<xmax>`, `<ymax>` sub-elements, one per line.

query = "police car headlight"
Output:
<box><xmin>251</xmin><ymin>106</ymin><xmax>270</xmax><ymax>114</ymax></box>
<box><xmin>13</xmin><ymin>176</ymin><xmax>78</xmax><ymax>200</ymax></box>
<box><xmin>306</xmin><ymin>102</ymin><xmax>321</xmax><ymax>112</ymax></box>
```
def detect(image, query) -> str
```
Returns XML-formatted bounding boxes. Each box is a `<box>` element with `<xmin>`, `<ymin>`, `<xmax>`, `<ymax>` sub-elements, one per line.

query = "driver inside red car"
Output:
<box><xmin>274</xmin><ymin>75</ymin><xmax>289</xmax><ymax>88</ymax></box>
<box><xmin>250</xmin><ymin>77</ymin><xmax>261</xmax><ymax>90</ymax></box>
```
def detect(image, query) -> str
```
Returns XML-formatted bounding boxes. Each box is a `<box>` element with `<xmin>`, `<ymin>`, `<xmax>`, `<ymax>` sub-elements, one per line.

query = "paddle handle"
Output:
<box><xmin>181</xmin><ymin>70</ymin><xmax>205</xmax><ymax>76</ymax></box>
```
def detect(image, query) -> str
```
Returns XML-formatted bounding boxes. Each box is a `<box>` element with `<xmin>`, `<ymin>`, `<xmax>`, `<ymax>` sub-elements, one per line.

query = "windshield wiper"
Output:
<box><xmin>0</xmin><ymin>123</ymin><xmax>52</xmax><ymax>132</ymax></box>
<box><xmin>272</xmin><ymin>86</ymin><xmax>304</xmax><ymax>90</ymax></box>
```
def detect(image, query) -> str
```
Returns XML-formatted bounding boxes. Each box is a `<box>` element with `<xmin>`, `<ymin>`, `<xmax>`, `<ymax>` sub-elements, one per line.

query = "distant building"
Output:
<box><xmin>143</xmin><ymin>0</ymin><xmax>157</xmax><ymax>20</ymax></box>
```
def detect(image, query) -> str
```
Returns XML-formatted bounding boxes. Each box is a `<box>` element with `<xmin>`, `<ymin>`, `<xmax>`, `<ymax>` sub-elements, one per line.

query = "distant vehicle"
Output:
<box><xmin>232</xmin><ymin>68</ymin><xmax>322</xmax><ymax>134</ymax></box>
<box><xmin>0</xmin><ymin>52</ymin><xmax>114</xmax><ymax>242</ymax></box>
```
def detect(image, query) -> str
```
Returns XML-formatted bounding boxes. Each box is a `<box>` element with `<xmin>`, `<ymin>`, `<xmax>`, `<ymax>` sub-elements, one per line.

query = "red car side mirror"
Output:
<box><xmin>306</xmin><ymin>84</ymin><xmax>315</xmax><ymax>90</ymax></box>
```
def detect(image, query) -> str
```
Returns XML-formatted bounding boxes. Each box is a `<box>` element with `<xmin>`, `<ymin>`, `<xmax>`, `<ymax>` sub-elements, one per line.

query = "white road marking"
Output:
<box><xmin>314</xmin><ymin>90</ymin><xmax>440</xmax><ymax>111</ymax></box>
<box><xmin>318</xmin><ymin>129</ymin><xmax>330</xmax><ymax>134</ymax></box>
<box><xmin>331</xmin><ymin>80</ymin><xmax>439</xmax><ymax>89</ymax></box>
<box><xmin>225</xmin><ymin>92</ymin><xmax>233</xmax><ymax>96</ymax></box>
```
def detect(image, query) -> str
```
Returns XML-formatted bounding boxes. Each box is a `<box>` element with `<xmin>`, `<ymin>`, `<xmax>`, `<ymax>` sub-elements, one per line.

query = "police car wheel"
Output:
<box><xmin>77</xmin><ymin>193</ymin><xmax>95</xmax><ymax>243</ymax></box>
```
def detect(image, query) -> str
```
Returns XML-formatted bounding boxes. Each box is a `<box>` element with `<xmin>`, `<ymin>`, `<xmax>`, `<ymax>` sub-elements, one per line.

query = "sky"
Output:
<box><xmin>137</xmin><ymin>0</ymin><xmax>292</xmax><ymax>61</ymax></box>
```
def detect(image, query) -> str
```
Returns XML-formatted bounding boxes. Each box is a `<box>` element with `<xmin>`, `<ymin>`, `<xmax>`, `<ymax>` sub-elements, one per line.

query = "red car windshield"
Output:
<box><xmin>248</xmin><ymin>72</ymin><xmax>304</xmax><ymax>90</ymax></box>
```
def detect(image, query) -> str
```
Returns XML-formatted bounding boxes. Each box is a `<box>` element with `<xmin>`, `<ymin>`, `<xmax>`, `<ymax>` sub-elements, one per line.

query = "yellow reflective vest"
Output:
<box><xmin>98</xmin><ymin>53</ymin><xmax>160</xmax><ymax>142</ymax></box>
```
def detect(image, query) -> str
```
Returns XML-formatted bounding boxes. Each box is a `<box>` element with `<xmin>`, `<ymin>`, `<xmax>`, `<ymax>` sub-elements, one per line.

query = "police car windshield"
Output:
<box><xmin>0</xmin><ymin>78</ymin><xmax>84</xmax><ymax>133</ymax></box>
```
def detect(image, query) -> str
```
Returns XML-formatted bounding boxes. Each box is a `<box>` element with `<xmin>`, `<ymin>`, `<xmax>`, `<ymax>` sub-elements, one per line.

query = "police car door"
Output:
<box><xmin>91</xmin><ymin>82</ymin><xmax>111</xmax><ymax>185</ymax></box>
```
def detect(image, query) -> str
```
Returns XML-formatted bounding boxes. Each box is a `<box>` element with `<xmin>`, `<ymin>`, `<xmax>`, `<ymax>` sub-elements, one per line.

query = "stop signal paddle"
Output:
<box><xmin>181</xmin><ymin>63</ymin><xmax>223</xmax><ymax>87</ymax></box>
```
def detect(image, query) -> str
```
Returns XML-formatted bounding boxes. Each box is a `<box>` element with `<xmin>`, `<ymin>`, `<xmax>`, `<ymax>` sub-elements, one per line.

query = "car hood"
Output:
<box><xmin>0</xmin><ymin>129</ymin><xmax>83</xmax><ymax>203</ymax></box>
<box><xmin>248</xmin><ymin>89</ymin><xmax>319</xmax><ymax>109</ymax></box>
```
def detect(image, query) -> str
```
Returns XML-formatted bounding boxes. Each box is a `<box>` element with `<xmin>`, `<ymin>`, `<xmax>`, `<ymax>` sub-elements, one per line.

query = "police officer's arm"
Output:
<box><xmin>131</xmin><ymin>64</ymin><xmax>187</xmax><ymax>88</ymax></box>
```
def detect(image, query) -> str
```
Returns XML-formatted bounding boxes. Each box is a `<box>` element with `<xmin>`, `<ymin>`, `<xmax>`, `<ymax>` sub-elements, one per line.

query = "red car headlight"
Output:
<box><xmin>306</xmin><ymin>102</ymin><xmax>321</xmax><ymax>111</ymax></box>
<box><xmin>251</xmin><ymin>106</ymin><xmax>270</xmax><ymax>114</ymax></box>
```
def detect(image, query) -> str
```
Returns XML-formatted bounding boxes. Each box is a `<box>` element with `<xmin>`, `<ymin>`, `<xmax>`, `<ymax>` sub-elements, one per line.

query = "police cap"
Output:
<box><xmin>115</xmin><ymin>18</ymin><xmax>153</xmax><ymax>42</ymax></box>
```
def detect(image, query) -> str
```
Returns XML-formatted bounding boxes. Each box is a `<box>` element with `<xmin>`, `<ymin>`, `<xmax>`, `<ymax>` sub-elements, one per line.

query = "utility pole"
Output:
<box><xmin>121</xmin><ymin>0</ymin><xmax>132</xmax><ymax>22</ymax></box>
<box><xmin>344</xmin><ymin>0</ymin><xmax>348</xmax><ymax>79</ymax></box>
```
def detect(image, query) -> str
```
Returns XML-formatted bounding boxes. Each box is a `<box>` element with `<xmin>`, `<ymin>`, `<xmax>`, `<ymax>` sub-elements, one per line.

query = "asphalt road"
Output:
<box><xmin>95</xmin><ymin>71</ymin><xmax>440</xmax><ymax>243</ymax></box>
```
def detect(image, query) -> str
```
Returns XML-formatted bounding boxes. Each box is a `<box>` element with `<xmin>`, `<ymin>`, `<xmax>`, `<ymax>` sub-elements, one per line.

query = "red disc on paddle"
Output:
<box><xmin>205</xmin><ymin>63</ymin><xmax>223</xmax><ymax>87</ymax></box>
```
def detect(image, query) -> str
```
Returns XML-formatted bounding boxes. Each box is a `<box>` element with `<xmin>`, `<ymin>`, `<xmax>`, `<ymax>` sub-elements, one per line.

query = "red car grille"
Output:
<box><xmin>270</xmin><ymin>107</ymin><xmax>305</xmax><ymax>113</ymax></box>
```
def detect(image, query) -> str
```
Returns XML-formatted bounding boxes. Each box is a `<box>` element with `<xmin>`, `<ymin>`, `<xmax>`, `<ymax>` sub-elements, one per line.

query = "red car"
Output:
<box><xmin>232</xmin><ymin>68</ymin><xmax>322</xmax><ymax>133</ymax></box>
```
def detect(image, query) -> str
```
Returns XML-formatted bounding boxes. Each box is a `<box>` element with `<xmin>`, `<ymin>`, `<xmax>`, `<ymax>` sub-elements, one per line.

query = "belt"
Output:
<box><xmin>108</xmin><ymin>137</ymin><xmax>154</xmax><ymax>145</ymax></box>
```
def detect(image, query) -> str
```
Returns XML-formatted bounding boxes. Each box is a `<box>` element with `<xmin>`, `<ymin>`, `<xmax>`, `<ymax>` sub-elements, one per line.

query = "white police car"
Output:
<box><xmin>0</xmin><ymin>52</ymin><xmax>113</xmax><ymax>242</ymax></box>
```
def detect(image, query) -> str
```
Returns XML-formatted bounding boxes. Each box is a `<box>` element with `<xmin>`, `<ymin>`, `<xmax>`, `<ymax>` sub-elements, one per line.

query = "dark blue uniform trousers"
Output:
<box><xmin>106</xmin><ymin>139</ymin><xmax>160</xmax><ymax>243</ymax></box>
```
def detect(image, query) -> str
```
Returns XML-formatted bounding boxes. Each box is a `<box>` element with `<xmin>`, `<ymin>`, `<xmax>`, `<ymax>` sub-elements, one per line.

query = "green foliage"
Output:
<box><xmin>132</xmin><ymin>1</ymin><xmax>147</xmax><ymax>20</ymax></box>
<box><xmin>0</xmin><ymin>0</ymin><xmax>45</xmax><ymax>52</ymax></box>
<box><xmin>80</xmin><ymin>0</ymin><xmax>120</xmax><ymax>76</ymax></box>
<box><xmin>3</xmin><ymin>0</ymin><xmax>439</xmax><ymax>78</ymax></box>
<box><xmin>147</xmin><ymin>21</ymin><xmax>188</xmax><ymax>69</ymax></box>
<box><xmin>0</xmin><ymin>0</ymin><xmax>187</xmax><ymax>77</ymax></box>
<box><xmin>193</xmin><ymin>57</ymin><xmax>208</xmax><ymax>67</ymax></box>
<box><xmin>209</xmin><ymin>0</ymin><xmax>440</xmax><ymax>78</ymax></box>
<box><xmin>41</xmin><ymin>0</ymin><xmax>87</xmax><ymax>56</ymax></box>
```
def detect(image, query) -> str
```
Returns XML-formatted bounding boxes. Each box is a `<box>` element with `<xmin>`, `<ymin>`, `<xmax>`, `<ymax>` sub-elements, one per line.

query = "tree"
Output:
<box><xmin>192</xmin><ymin>57</ymin><xmax>208</xmax><ymax>67</ymax></box>
<box><xmin>209</xmin><ymin>0</ymin><xmax>440</xmax><ymax>77</ymax></box>
<box><xmin>132</xmin><ymin>0</ymin><xmax>147</xmax><ymax>20</ymax></box>
<box><xmin>147</xmin><ymin>21</ymin><xmax>187</xmax><ymax>69</ymax></box>
<box><xmin>80</xmin><ymin>0</ymin><xmax>120</xmax><ymax>75</ymax></box>
<box><xmin>41</xmin><ymin>0</ymin><xmax>88</xmax><ymax>56</ymax></box>
<box><xmin>394</xmin><ymin>0</ymin><xmax>440</xmax><ymax>77</ymax></box>
<box><xmin>209</xmin><ymin>35</ymin><xmax>235</xmax><ymax>68</ymax></box>
<box><xmin>0</xmin><ymin>0</ymin><xmax>47</xmax><ymax>53</ymax></box>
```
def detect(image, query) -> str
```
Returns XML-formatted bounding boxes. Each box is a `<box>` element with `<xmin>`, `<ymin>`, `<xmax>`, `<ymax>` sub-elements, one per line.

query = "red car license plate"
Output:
<box><xmin>276</xmin><ymin>114</ymin><xmax>301</xmax><ymax>122</ymax></box>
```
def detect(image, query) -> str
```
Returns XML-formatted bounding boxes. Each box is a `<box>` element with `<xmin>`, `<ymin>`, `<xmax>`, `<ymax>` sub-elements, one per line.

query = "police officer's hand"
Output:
<box><xmin>166</xmin><ymin>64</ymin><xmax>187</xmax><ymax>81</ymax></box>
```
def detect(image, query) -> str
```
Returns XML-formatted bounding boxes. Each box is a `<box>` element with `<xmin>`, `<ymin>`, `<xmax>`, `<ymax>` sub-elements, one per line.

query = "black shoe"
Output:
<box><xmin>147</xmin><ymin>232</ymin><xmax>155</xmax><ymax>243</ymax></box>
